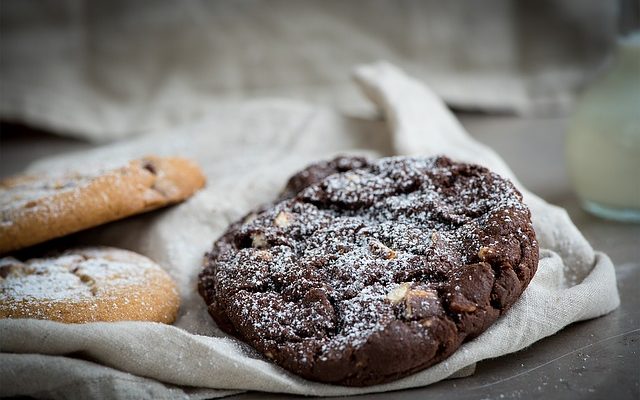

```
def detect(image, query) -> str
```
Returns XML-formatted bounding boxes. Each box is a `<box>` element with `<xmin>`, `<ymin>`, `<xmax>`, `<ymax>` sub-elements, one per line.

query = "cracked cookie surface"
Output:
<box><xmin>0</xmin><ymin>156</ymin><xmax>205</xmax><ymax>253</ymax></box>
<box><xmin>0</xmin><ymin>246</ymin><xmax>180</xmax><ymax>323</ymax></box>
<box><xmin>199</xmin><ymin>155</ymin><xmax>538</xmax><ymax>386</ymax></box>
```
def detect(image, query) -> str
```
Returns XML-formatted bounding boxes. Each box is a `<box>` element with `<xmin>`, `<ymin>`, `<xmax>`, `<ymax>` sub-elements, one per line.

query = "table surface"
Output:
<box><xmin>1</xmin><ymin>114</ymin><xmax>638</xmax><ymax>400</ymax></box>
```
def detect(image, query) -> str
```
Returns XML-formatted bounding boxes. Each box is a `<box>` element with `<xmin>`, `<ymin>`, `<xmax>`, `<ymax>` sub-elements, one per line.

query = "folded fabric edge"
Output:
<box><xmin>0</xmin><ymin>352</ymin><xmax>241</xmax><ymax>400</ymax></box>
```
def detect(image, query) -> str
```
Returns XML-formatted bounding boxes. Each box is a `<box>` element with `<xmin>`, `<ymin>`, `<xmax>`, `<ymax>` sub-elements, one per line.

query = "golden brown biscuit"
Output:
<box><xmin>0</xmin><ymin>156</ymin><xmax>205</xmax><ymax>253</ymax></box>
<box><xmin>0</xmin><ymin>246</ymin><xmax>180</xmax><ymax>323</ymax></box>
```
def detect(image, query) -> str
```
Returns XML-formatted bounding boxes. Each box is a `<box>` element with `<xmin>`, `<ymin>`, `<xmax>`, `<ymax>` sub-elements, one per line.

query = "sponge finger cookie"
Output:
<box><xmin>0</xmin><ymin>156</ymin><xmax>205</xmax><ymax>253</ymax></box>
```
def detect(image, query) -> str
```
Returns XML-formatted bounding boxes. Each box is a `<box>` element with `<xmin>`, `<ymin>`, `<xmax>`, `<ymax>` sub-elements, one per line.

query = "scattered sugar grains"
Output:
<box><xmin>204</xmin><ymin>156</ymin><xmax>537</xmax><ymax>361</ymax></box>
<box><xmin>0</xmin><ymin>159</ymin><xmax>133</xmax><ymax>212</ymax></box>
<box><xmin>0</xmin><ymin>250</ymin><xmax>154</xmax><ymax>316</ymax></box>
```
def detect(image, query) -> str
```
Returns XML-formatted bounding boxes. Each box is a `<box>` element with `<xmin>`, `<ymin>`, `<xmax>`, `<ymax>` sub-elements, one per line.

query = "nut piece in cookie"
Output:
<box><xmin>0</xmin><ymin>246</ymin><xmax>180</xmax><ymax>324</ymax></box>
<box><xmin>0</xmin><ymin>156</ymin><xmax>206</xmax><ymax>253</ymax></box>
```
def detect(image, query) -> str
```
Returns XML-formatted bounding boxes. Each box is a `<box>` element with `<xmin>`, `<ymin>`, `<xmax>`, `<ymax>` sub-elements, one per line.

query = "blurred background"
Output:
<box><xmin>0</xmin><ymin>0</ymin><xmax>623</xmax><ymax>139</ymax></box>
<box><xmin>0</xmin><ymin>0</ymin><xmax>638</xmax><ymax>217</ymax></box>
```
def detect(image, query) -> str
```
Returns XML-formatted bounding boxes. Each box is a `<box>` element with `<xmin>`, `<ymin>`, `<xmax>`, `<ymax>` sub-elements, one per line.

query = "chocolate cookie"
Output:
<box><xmin>199</xmin><ymin>156</ymin><xmax>538</xmax><ymax>386</ymax></box>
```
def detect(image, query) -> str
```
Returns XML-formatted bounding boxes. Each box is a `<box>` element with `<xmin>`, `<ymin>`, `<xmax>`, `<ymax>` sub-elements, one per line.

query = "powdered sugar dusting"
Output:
<box><xmin>1</xmin><ymin>248</ymin><xmax>157</xmax><ymax>304</ymax></box>
<box><xmin>1</xmin><ymin>174</ymin><xmax>89</xmax><ymax>212</ymax></box>
<box><xmin>0</xmin><ymin>159</ymin><xmax>134</xmax><ymax>212</ymax></box>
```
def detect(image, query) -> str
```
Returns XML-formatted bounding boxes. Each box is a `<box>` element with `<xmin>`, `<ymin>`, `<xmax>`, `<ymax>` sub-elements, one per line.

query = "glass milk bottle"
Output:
<box><xmin>566</xmin><ymin>33</ymin><xmax>640</xmax><ymax>222</ymax></box>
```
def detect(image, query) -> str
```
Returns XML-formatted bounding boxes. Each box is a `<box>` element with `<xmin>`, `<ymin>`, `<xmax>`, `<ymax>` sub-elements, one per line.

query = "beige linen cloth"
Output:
<box><xmin>0</xmin><ymin>64</ymin><xmax>619</xmax><ymax>399</ymax></box>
